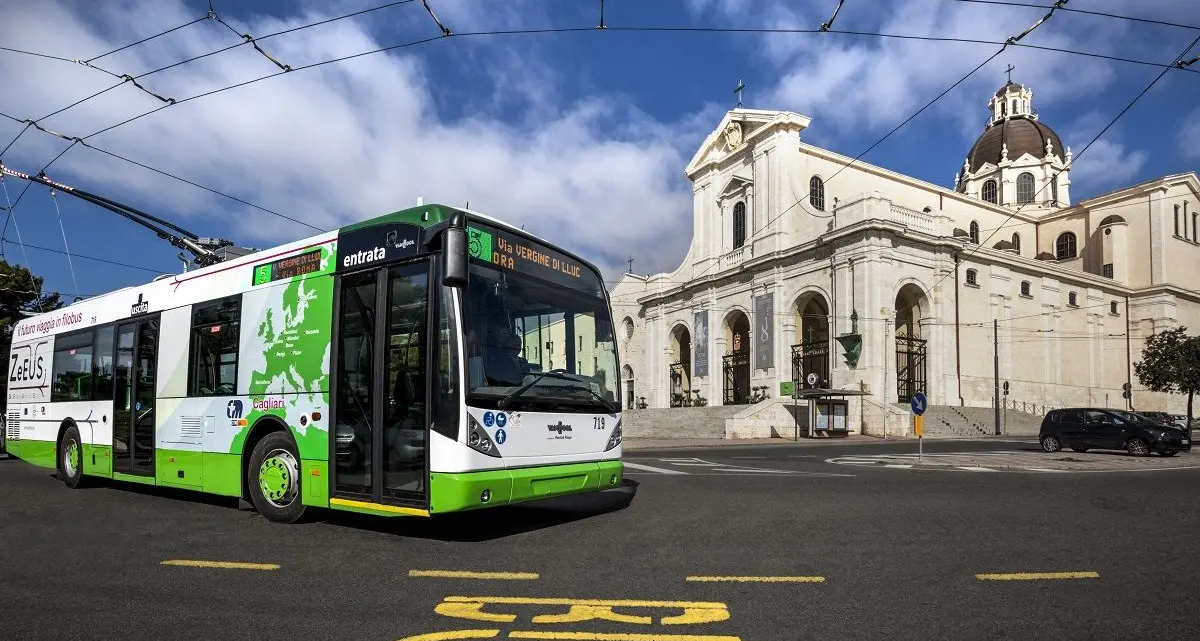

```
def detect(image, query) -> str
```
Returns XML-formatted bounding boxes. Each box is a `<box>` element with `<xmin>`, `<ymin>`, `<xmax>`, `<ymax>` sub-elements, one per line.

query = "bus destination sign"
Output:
<box><xmin>252</xmin><ymin>248</ymin><xmax>322</xmax><ymax>286</ymax></box>
<box><xmin>467</xmin><ymin>223</ymin><xmax>596</xmax><ymax>293</ymax></box>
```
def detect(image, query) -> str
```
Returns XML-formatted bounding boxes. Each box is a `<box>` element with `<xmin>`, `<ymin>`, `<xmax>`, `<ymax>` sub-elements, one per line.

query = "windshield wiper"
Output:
<box><xmin>557</xmin><ymin>383</ymin><xmax>618</xmax><ymax>414</ymax></box>
<box><xmin>497</xmin><ymin>370</ymin><xmax>582</xmax><ymax>410</ymax></box>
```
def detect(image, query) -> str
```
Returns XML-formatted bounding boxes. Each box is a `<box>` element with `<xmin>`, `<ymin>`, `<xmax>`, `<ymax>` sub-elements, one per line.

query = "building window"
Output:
<box><xmin>1110</xmin><ymin>301</ymin><xmax>1119</xmax><ymax>315</ymax></box>
<box><xmin>622</xmin><ymin>317</ymin><xmax>634</xmax><ymax>340</ymax></box>
<box><xmin>1194</xmin><ymin>212</ymin><xmax>1198</xmax><ymax>242</ymax></box>
<box><xmin>1012</xmin><ymin>99</ymin><xmax>1018</xmax><ymax>114</ymax></box>
<box><xmin>1068</xmin><ymin>291</ymin><xmax>1078</xmax><ymax>306</ymax></box>
<box><xmin>1176</xmin><ymin>204</ymin><xmax>1182</xmax><ymax>236</ymax></box>
<box><xmin>1020</xmin><ymin>281</ymin><xmax>1031</xmax><ymax>297</ymax></box>
<box><xmin>1103</xmin><ymin>263</ymin><xmax>1114</xmax><ymax>278</ymax></box>
<box><xmin>51</xmin><ymin>330</ymin><xmax>94</xmax><ymax>403</ymax></box>
<box><xmin>1016</xmin><ymin>172</ymin><xmax>1035</xmax><ymax>204</ymax></box>
<box><xmin>1055</xmin><ymin>232</ymin><xmax>1077</xmax><ymax>260</ymax></box>
<box><xmin>1012</xmin><ymin>232</ymin><xmax>1021</xmax><ymax>254</ymax></box>
<box><xmin>732</xmin><ymin>201</ymin><xmax>746</xmax><ymax>248</ymax></box>
<box><xmin>188</xmin><ymin>295</ymin><xmax>241</xmax><ymax>396</ymax></box>
<box><xmin>982</xmin><ymin>180</ymin><xmax>997</xmax><ymax>204</ymax></box>
<box><xmin>965</xmin><ymin>268</ymin><xmax>978</xmax><ymax>286</ymax></box>
<box><xmin>809</xmin><ymin>175</ymin><xmax>825</xmax><ymax>211</ymax></box>
<box><xmin>969</xmin><ymin>221</ymin><xmax>980</xmax><ymax>244</ymax></box>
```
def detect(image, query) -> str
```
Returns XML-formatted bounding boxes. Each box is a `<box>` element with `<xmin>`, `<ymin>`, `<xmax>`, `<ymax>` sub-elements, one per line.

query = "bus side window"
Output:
<box><xmin>92</xmin><ymin>325</ymin><xmax>115</xmax><ymax>401</ymax></box>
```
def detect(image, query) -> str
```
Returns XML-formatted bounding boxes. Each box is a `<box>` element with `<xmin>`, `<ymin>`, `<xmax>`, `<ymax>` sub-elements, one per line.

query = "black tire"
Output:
<box><xmin>1071</xmin><ymin>447</ymin><xmax>1089</xmax><ymax>453</ymax></box>
<box><xmin>1040</xmin><ymin>435</ymin><xmax>1062</xmax><ymax>452</ymax></box>
<box><xmin>1160</xmin><ymin>451</ymin><xmax>1178</xmax><ymax>457</ymax></box>
<box><xmin>246</xmin><ymin>431</ymin><xmax>306</xmax><ymax>524</ymax></box>
<box><xmin>58</xmin><ymin>425</ymin><xmax>84</xmax><ymax>489</ymax></box>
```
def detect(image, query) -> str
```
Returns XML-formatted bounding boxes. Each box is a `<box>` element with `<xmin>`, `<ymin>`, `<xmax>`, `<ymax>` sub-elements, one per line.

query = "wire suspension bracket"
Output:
<box><xmin>422</xmin><ymin>0</ymin><xmax>452</xmax><ymax>36</ymax></box>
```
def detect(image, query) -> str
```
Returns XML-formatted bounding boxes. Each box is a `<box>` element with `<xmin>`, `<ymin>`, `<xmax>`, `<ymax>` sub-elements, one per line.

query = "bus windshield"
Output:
<box><xmin>461</xmin><ymin>259</ymin><xmax>619</xmax><ymax>413</ymax></box>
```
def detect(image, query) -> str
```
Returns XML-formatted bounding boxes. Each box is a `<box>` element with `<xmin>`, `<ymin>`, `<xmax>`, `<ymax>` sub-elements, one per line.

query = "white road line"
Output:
<box><xmin>959</xmin><ymin>466</ymin><xmax>999</xmax><ymax>472</ymax></box>
<box><xmin>885</xmin><ymin>464</ymin><xmax>913</xmax><ymax>469</ymax></box>
<box><xmin>623</xmin><ymin>461</ymin><xmax>689</xmax><ymax>475</ymax></box>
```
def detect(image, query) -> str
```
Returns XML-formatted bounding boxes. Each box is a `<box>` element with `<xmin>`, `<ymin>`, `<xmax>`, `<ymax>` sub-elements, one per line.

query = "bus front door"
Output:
<box><xmin>113</xmin><ymin>316</ymin><xmax>159</xmax><ymax>477</ymax></box>
<box><xmin>331</xmin><ymin>260</ymin><xmax>430</xmax><ymax>509</ymax></box>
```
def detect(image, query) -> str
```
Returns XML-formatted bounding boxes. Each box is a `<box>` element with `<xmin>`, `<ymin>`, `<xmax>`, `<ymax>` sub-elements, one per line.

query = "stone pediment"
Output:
<box><xmin>717</xmin><ymin>174</ymin><xmax>752</xmax><ymax>201</ymax></box>
<box><xmin>685</xmin><ymin>109</ymin><xmax>812</xmax><ymax>179</ymax></box>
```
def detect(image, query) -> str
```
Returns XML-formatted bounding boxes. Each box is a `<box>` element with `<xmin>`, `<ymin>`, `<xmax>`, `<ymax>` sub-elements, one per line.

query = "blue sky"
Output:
<box><xmin>1</xmin><ymin>0</ymin><xmax>1198</xmax><ymax>303</ymax></box>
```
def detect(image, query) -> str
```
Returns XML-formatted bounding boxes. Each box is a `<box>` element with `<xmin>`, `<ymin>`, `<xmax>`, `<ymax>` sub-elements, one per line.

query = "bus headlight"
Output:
<box><xmin>605</xmin><ymin>418</ymin><xmax>623</xmax><ymax>451</ymax></box>
<box><xmin>466</xmin><ymin>414</ymin><xmax>502</xmax><ymax>458</ymax></box>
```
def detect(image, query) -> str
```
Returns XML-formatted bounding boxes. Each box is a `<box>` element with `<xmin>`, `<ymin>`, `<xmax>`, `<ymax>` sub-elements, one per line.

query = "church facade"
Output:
<box><xmin>609</xmin><ymin>81</ymin><xmax>1200</xmax><ymax>436</ymax></box>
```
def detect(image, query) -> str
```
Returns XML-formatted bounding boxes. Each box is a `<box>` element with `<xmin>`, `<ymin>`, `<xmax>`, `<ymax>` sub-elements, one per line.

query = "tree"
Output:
<box><xmin>1</xmin><ymin>260</ymin><xmax>64</xmax><ymax>409</ymax></box>
<box><xmin>1133</xmin><ymin>326</ymin><xmax>1200</xmax><ymax>433</ymax></box>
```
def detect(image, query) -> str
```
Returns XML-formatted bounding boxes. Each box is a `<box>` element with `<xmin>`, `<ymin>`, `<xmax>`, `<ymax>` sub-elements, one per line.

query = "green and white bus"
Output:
<box><xmin>4</xmin><ymin>205</ymin><xmax>624</xmax><ymax>523</ymax></box>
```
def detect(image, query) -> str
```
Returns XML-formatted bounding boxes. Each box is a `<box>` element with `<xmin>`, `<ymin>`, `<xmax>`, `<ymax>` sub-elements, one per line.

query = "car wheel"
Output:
<box><xmin>247</xmin><ymin>431</ymin><xmax>306</xmax><ymax>524</ymax></box>
<box><xmin>1040</xmin><ymin>435</ymin><xmax>1061</xmax><ymax>452</ymax></box>
<box><xmin>1125</xmin><ymin>437</ymin><xmax>1149</xmax><ymax>457</ymax></box>
<box><xmin>1160</xmin><ymin>451</ymin><xmax>1177</xmax><ymax>457</ymax></box>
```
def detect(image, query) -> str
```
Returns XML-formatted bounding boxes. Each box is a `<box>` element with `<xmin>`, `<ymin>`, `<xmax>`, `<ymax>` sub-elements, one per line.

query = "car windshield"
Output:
<box><xmin>460</xmin><ymin>251</ymin><xmax>618</xmax><ymax>413</ymax></box>
<box><xmin>1113</xmin><ymin>410</ymin><xmax>1162</xmax><ymax>425</ymax></box>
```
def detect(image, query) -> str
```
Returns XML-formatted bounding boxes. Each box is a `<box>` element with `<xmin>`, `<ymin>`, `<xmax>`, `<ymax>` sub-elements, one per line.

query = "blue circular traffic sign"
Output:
<box><xmin>910</xmin><ymin>392</ymin><xmax>927</xmax><ymax>416</ymax></box>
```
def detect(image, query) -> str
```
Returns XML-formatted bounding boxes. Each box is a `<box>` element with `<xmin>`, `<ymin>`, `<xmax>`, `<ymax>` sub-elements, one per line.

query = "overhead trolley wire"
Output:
<box><xmin>943</xmin><ymin>0</ymin><xmax>1200</xmax><ymax>32</ymax></box>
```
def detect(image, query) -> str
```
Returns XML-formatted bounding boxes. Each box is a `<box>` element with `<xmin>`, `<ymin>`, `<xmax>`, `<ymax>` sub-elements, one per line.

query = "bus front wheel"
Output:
<box><xmin>58</xmin><ymin>425</ymin><xmax>84</xmax><ymax>489</ymax></box>
<box><xmin>247</xmin><ymin>431</ymin><xmax>306</xmax><ymax>524</ymax></box>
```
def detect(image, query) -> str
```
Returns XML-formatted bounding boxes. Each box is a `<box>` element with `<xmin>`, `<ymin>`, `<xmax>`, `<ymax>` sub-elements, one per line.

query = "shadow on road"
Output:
<box><xmin>321</xmin><ymin>479</ymin><xmax>640</xmax><ymax>541</ymax></box>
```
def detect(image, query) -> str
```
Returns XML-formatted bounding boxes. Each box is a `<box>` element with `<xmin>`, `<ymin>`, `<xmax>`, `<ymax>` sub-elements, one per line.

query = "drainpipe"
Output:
<box><xmin>1125</xmin><ymin>295</ymin><xmax>1133</xmax><ymax>410</ymax></box>
<box><xmin>954</xmin><ymin>252</ymin><xmax>965</xmax><ymax>407</ymax></box>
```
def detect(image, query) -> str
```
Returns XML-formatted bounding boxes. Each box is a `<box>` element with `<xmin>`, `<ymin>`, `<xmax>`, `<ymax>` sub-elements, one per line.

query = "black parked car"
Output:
<box><xmin>1039</xmin><ymin>407</ymin><xmax>1191</xmax><ymax>456</ymax></box>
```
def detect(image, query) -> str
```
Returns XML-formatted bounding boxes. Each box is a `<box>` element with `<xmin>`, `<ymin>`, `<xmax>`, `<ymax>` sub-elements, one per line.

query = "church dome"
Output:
<box><xmin>966</xmin><ymin>116</ymin><xmax>1064</xmax><ymax>173</ymax></box>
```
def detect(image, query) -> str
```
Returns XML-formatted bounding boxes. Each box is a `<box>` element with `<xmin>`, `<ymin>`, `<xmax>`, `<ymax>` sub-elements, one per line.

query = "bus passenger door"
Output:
<box><xmin>331</xmin><ymin>260</ymin><xmax>430</xmax><ymax>508</ymax></box>
<box><xmin>113</xmin><ymin>316</ymin><xmax>158</xmax><ymax>477</ymax></box>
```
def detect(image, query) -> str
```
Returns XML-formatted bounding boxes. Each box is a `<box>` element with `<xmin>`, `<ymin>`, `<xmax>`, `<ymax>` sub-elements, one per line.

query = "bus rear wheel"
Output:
<box><xmin>58</xmin><ymin>425</ymin><xmax>84</xmax><ymax>489</ymax></box>
<box><xmin>247</xmin><ymin>431</ymin><xmax>306</xmax><ymax>524</ymax></box>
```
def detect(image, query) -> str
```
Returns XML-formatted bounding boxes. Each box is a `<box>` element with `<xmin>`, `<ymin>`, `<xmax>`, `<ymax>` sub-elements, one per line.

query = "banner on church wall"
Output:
<box><xmin>693</xmin><ymin>310</ymin><xmax>709</xmax><ymax>378</ymax></box>
<box><xmin>755</xmin><ymin>292</ymin><xmax>774</xmax><ymax>370</ymax></box>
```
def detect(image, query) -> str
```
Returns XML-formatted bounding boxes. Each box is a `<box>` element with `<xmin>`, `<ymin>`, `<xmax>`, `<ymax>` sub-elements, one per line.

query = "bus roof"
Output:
<box><xmin>10</xmin><ymin>203</ymin><xmax>600</xmax><ymax>340</ymax></box>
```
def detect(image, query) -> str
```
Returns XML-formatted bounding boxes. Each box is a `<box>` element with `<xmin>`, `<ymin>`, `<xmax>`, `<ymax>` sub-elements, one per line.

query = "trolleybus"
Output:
<box><xmin>4</xmin><ymin>205</ymin><xmax>624</xmax><ymax>523</ymax></box>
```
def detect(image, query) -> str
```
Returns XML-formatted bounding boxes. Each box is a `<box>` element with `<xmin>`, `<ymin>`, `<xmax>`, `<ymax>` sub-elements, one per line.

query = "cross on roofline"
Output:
<box><xmin>734</xmin><ymin>79</ymin><xmax>745</xmax><ymax>108</ymax></box>
<box><xmin>626</xmin><ymin>255</ymin><xmax>635</xmax><ymax>273</ymax></box>
<box><xmin>1006</xmin><ymin>64</ymin><xmax>1015</xmax><ymax>83</ymax></box>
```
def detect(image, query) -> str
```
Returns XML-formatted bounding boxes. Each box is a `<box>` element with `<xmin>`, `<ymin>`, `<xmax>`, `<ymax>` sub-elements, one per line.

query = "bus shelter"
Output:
<box><xmin>784</xmin><ymin>387</ymin><xmax>870</xmax><ymax>440</ymax></box>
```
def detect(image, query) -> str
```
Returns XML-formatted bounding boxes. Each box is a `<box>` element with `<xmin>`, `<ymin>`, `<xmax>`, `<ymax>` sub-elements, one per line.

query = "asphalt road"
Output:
<box><xmin>1</xmin><ymin>439</ymin><xmax>1197</xmax><ymax>640</ymax></box>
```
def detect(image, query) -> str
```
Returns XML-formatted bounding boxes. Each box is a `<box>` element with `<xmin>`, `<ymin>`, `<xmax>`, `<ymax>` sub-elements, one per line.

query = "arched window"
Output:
<box><xmin>1020</xmin><ymin>281</ymin><xmax>1031</xmax><ymax>297</ymax></box>
<box><xmin>809</xmin><ymin>175</ymin><xmax>825</xmax><ymax>211</ymax></box>
<box><xmin>1012</xmin><ymin>99</ymin><xmax>1017</xmax><ymax>114</ymax></box>
<box><xmin>1011</xmin><ymin>232</ymin><xmax>1021</xmax><ymax>254</ymax></box>
<box><xmin>732</xmin><ymin>201</ymin><xmax>746</xmax><ymax>248</ymax></box>
<box><xmin>1111</xmin><ymin>301</ymin><xmax>1119</xmax><ymax>316</ymax></box>
<box><xmin>1175</xmin><ymin>204</ymin><xmax>1181</xmax><ymax>236</ymax></box>
<box><xmin>1193</xmin><ymin>212</ymin><xmax>1198</xmax><ymax>241</ymax></box>
<box><xmin>982</xmin><ymin>179</ymin><xmax>997</xmax><ymax>204</ymax></box>
<box><xmin>1055</xmin><ymin>232</ymin><xmax>1077</xmax><ymax>260</ymax></box>
<box><xmin>966</xmin><ymin>269</ymin><xmax>978</xmax><ymax>286</ymax></box>
<box><xmin>1068</xmin><ymin>291</ymin><xmax>1078</xmax><ymax>306</ymax></box>
<box><xmin>1016</xmin><ymin>172</ymin><xmax>1035</xmax><ymax>204</ymax></box>
<box><xmin>969</xmin><ymin>221</ymin><xmax>980</xmax><ymax>244</ymax></box>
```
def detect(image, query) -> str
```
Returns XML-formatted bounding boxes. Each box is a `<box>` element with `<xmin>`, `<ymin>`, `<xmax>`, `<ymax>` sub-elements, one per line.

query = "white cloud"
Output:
<box><xmin>1067</xmin><ymin>139</ymin><xmax>1149</xmax><ymax>196</ymax></box>
<box><xmin>0</xmin><ymin>0</ymin><xmax>705</xmax><ymax>283</ymax></box>
<box><xmin>1179</xmin><ymin>106</ymin><xmax>1200</xmax><ymax>161</ymax></box>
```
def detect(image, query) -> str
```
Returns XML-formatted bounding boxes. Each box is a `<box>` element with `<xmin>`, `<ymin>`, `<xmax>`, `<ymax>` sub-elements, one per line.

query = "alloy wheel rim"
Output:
<box><xmin>259</xmin><ymin>449</ymin><xmax>299</xmax><ymax>508</ymax></box>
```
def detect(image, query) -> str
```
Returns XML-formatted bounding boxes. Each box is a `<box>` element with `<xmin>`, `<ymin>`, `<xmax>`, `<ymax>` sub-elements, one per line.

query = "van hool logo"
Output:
<box><xmin>130</xmin><ymin>292</ymin><xmax>149</xmax><ymax>316</ymax></box>
<box><xmin>548</xmin><ymin>421</ymin><xmax>573</xmax><ymax>434</ymax></box>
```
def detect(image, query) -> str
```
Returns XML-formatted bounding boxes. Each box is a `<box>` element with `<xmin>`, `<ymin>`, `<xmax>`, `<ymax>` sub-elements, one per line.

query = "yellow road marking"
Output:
<box><xmin>975</xmin><ymin>571</ymin><xmax>1099</xmax><ymax>581</ymax></box>
<box><xmin>685</xmin><ymin>575</ymin><xmax>825</xmax><ymax>583</ymax></box>
<box><xmin>509</xmin><ymin>633</ymin><xmax>741</xmax><ymax>640</ymax></box>
<box><xmin>411</xmin><ymin>570</ymin><xmax>540</xmax><ymax>580</ymax></box>
<box><xmin>160</xmin><ymin>559</ymin><xmax>279</xmax><ymax>571</ymax></box>
<box><xmin>396</xmin><ymin>631</ymin><xmax>501</xmax><ymax>641</ymax></box>
<box><xmin>443</xmin><ymin>597</ymin><xmax>725</xmax><ymax>608</ymax></box>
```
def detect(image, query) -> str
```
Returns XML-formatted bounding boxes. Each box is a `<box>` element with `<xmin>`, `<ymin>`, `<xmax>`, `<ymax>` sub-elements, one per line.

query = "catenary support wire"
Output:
<box><xmin>821</xmin><ymin>0</ymin><xmax>847</xmax><ymax>31</ymax></box>
<box><xmin>210</xmin><ymin>1</ymin><xmax>292</xmax><ymax>71</ymax></box>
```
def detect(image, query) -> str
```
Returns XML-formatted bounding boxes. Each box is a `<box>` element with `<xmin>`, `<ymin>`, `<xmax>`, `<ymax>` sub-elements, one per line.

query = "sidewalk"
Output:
<box><xmin>621</xmin><ymin>433</ymin><xmax>1036</xmax><ymax>450</ymax></box>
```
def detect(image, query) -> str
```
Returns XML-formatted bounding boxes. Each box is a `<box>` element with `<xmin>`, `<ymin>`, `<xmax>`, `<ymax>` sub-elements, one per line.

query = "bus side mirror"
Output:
<box><xmin>442</xmin><ymin>215</ymin><xmax>468</xmax><ymax>288</ymax></box>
